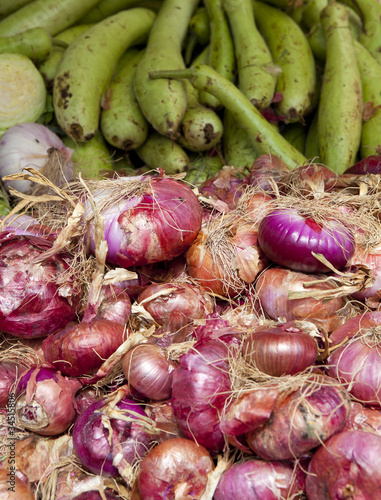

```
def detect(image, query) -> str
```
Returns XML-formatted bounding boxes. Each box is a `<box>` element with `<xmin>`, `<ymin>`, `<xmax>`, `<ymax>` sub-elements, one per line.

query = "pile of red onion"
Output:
<box><xmin>2</xmin><ymin>152</ymin><xmax>381</xmax><ymax>499</ymax></box>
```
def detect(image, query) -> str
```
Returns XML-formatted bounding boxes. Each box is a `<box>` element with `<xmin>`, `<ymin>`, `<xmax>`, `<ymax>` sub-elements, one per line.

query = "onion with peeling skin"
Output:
<box><xmin>214</xmin><ymin>458</ymin><xmax>306</xmax><ymax>500</ymax></box>
<box><xmin>0</xmin><ymin>469</ymin><xmax>34</xmax><ymax>500</ymax></box>
<box><xmin>306</xmin><ymin>430</ymin><xmax>381</xmax><ymax>499</ymax></box>
<box><xmin>257</xmin><ymin>207</ymin><xmax>355</xmax><ymax>273</ymax></box>
<box><xmin>82</xmin><ymin>175</ymin><xmax>203</xmax><ymax>268</ymax></box>
<box><xmin>255</xmin><ymin>267</ymin><xmax>344</xmax><ymax>332</ymax></box>
<box><xmin>349</xmin><ymin>246</ymin><xmax>381</xmax><ymax>308</ymax></box>
<box><xmin>0</xmin><ymin>232</ymin><xmax>82</xmax><ymax>338</ymax></box>
<box><xmin>242</xmin><ymin>321</ymin><xmax>319</xmax><ymax>377</ymax></box>
<box><xmin>199</xmin><ymin>166</ymin><xmax>248</xmax><ymax>210</ymax></box>
<box><xmin>344</xmin><ymin>401</ymin><xmax>381</xmax><ymax>435</ymax></box>
<box><xmin>72</xmin><ymin>397</ymin><xmax>153</xmax><ymax>478</ymax></box>
<box><xmin>71</xmin><ymin>492</ymin><xmax>123</xmax><ymax>500</ymax></box>
<box><xmin>138</xmin><ymin>282</ymin><xmax>215</xmax><ymax>327</ymax></box>
<box><xmin>137</xmin><ymin>437</ymin><xmax>214</xmax><ymax>500</ymax></box>
<box><xmin>171</xmin><ymin>338</ymin><xmax>232</xmax><ymax>454</ymax></box>
<box><xmin>248</xmin><ymin>153</ymin><xmax>289</xmax><ymax>193</ymax></box>
<box><xmin>15</xmin><ymin>365</ymin><xmax>81</xmax><ymax>436</ymax></box>
<box><xmin>247</xmin><ymin>374</ymin><xmax>351</xmax><ymax>460</ymax></box>
<box><xmin>122</xmin><ymin>344</ymin><xmax>177</xmax><ymax>401</ymax></box>
<box><xmin>0</xmin><ymin>362</ymin><xmax>22</xmax><ymax>407</ymax></box>
<box><xmin>327</xmin><ymin>311</ymin><xmax>381</xmax><ymax>407</ymax></box>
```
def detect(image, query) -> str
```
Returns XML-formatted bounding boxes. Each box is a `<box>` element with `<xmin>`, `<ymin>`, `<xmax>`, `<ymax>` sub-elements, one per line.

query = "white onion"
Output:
<box><xmin>0</xmin><ymin>122</ymin><xmax>74</xmax><ymax>193</ymax></box>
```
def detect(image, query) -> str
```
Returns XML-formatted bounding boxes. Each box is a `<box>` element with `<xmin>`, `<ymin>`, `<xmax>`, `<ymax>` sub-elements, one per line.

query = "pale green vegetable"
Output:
<box><xmin>0</xmin><ymin>53</ymin><xmax>46</xmax><ymax>136</ymax></box>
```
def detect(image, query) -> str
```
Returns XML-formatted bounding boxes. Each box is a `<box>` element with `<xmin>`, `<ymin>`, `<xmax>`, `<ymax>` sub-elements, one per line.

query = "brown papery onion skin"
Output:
<box><xmin>199</xmin><ymin>166</ymin><xmax>248</xmax><ymax>210</ymax></box>
<box><xmin>255</xmin><ymin>267</ymin><xmax>344</xmax><ymax>332</ymax></box>
<box><xmin>327</xmin><ymin>311</ymin><xmax>381</xmax><ymax>407</ymax></box>
<box><xmin>0</xmin><ymin>469</ymin><xmax>34</xmax><ymax>500</ymax></box>
<box><xmin>306</xmin><ymin>430</ymin><xmax>381</xmax><ymax>499</ymax></box>
<box><xmin>137</xmin><ymin>282</ymin><xmax>214</xmax><ymax>326</ymax></box>
<box><xmin>242</xmin><ymin>322</ymin><xmax>318</xmax><ymax>377</ymax></box>
<box><xmin>247</xmin><ymin>374</ymin><xmax>351</xmax><ymax>460</ymax></box>
<box><xmin>137</xmin><ymin>437</ymin><xmax>214</xmax><ymax>500</ymax></box>
<box><xmin>248</xmin><ymin>154</ymin><xmax>289</xmax><ymax>193</ymax></box>
<box><xmin>186</xmin><ymin>217</ymin><xmax>268</xmax><ymax>298</ymax></box>
<box><xmin>42</xmin><ymin>320</ymin><xmax>129</xmax><ymax>378</ymax></box>
<box><xmin>122</xmin><ymin>344</ymin><xmax>177</xmax><ymax>401</ymax></box>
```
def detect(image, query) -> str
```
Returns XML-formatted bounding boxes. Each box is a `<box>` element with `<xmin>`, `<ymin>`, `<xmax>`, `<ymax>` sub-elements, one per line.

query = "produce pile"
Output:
<box><xmin>0</xmin><ymin>0</ymin><xmax>381</xmax><ymax>499</ymax></box>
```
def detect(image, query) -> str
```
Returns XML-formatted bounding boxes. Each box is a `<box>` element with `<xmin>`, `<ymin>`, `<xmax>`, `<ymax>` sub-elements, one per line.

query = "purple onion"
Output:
<box><xmin>344</xmin><ymin>155</ymin><xmax>381</xmax><ymax>175</ymax></box>
<box><xmin>0</xmin><ymin>232</ymin><xmax>82</xmax><ymax>338</ymax></box>
<box><xmin>214</xmin><ymin>458</ymin><xmax>306</xmax><ymax>499</ymax></box>
<box><xmin>83</xmin><ymin>176</ymin><xmax>203</xmax><ymax>268</ymax></box>
<box><xmin>170</xmin><ymin>339</ymin><xmax>231</xmax><ymax>454</ymax></box>
<box><xmin>72</xmin><ymin>397</ymin><xmax>153</xmax><ymax>477</ymax></box>
<box><xmin>72</xmin><ymin>492</ymin><xmax>122</xmax><ymax>500</ymax></box>
<box><xmin>257</xmin><ymin>207</ymin><xmax>355</xmax><ymax>272</ymax></box>
<box><xmin>15</xmin><ymin>365</ymin><xmax>81</xmax><ymax>435</ymax></box>
<box><xmin>306</xmin><ymin>430</ymin><xmax>381</xmax><ymax>499</ymax></box>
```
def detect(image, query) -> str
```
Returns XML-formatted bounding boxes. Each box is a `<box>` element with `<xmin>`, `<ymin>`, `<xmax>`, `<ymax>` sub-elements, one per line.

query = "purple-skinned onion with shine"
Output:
<box><xmin>170</xmin><ymin>338</ymin><xmax>232</xmax><ymax>454</ymax></box>
<box><xmin>257</xmin><ymin>207</ymin><xmax>355</xmax><ymax>272</ymax></box>
<box><xmin>327</xmin><ymin>311</ymin><xmax>381</xmax><ymax>407</ymax></box>
<box><xmin>82</xmin><ymin>175</ymin><xmax>203</xmax><ymax>268</ymax></box>
<box><xmin>214</xmin><ymin>458</ymin><xmax>306</xmax><ymax>500</ymax></box>
<box><xmin>15</xmin><ymin>365</ymin><xmax>81</xmax><ymax>436</ymax></box>
<box><xmin>72</xmin><ymin>397</ymin><xmax>153</xmax><ymax>477</ymax></box>
<box><xmin>0</xmin><ymin>231</ymin><xmax>82</xmax><ymax>338</ymax></box>
<box><xmin>306</xmin><ymin>430</ymin><xmax>381</xmax><ymax>499</ymax></box>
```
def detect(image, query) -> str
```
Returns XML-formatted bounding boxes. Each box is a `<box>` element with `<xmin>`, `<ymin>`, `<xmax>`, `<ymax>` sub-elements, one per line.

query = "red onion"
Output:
<box><xmin>327</xmin><ymin>311</ymin><xmax>381</xmax><ymax>407</ymax></box>
<box><xmin>75</xmin><ymin>387</ymin><xmax>104</xmax><ymax>417</ymax></box>
<box><xmin>15</xmin><ymin>365</ymin><xmax>81</xmax><ymax>435</ymax></box>
<box><xmin>220</xmin><ymin>386</ymin><xmax>279</xmax><ymax>437</ymax></box>
<box><xmin>145</xmin><ymin>401</ymin><xmax>184</xmax><ymax>443</ymax></box>
<box><xmin>138</xmin><ymin>282</ymin><xmax>214</xmax><ymax>326</ymax></box>
<box><xmin>137</xmin><ymin>437</ymin><xmax>214</xmax><ymax>500</ymax></box>
<box><xmin>122</xmin><ymin>344</ymin><xmax>177</xmax><ymax>401</ymax></box>
<box><xmin>0</xmin><ymin>122</ymin><xmax>74</xmax><ymax>193</ymax></box>
<box><xmin>71</xmin><ymin>493</ymin><xmax>123</xmax><ymax>500</ymax></box>
<box><xmin>0</xmin><ymin>232</ymin><xmax>82</xmax><ymax>338</ymax></box>
<box><xmin>82</xmin><ymin>284</ymin><xmax>132</xmax><ymax>325</ymax></box>
<box><xmin>0</xmin><ymin>469</ymin><xmax>34</xmax><ymax>500</ymax></box>
<box><xmin>257</xmin><ymin>208</ymin><xmax>355</xmax><ymax>272</ymax></box>
<box><xmin>281</xmin><ymin>163</ymin><xmax>338</xmax><ymax>196</ymax></box>
<box><xmin>247</xmin><ymin>374</ymin><xmax>351</xmax><ymax>460</ymax></box>
<box><xmin>344</xmin><ymin>401</ymin><xmax>381</xmax><ymax>435</ymax></box>
<box><xmin>248</xmin><ymin>153</ymin><xmax>289</xmax><ymax>192</ymax></box>
<box><xmin>72</xmin><ymin>396</ymin><xmax>153</xmax><ymax>478</ymax></box>
<box><xmin>306</xmin><ymin>430</ymin><xmax>381</xmax><ymax>499</ymax></box>
<box><xmin>42</xmin><ymin>320</ymin><xmax>128</xmax><ymax>378</ymax></box>
<box><xmin>255</xmin><ymin>267</ymin><xmax>344</xmax><ymax>332</ymax></box>
<box><xmin>242</xmin><ymin>321</ymin><xmax>318</xmax><ymax>377</ymax></box>
<box><xmin>83</xmin><ymin>175</ymin><xmax>203</xmax><ymax>268</ymax></box>
<box><xmin>0</xmin><ymin>214</ymin><xmax>57</xmax><ymax>239</ymax></box>
<box><xmin>199</xmin><ymin>166</ymin><xmax>248</xmax><ymax>210</ymax></box>
<box><xmin>349</xmin><ymin>246</ymin><xmax>381</xmax><ymax>307</ymax></box>
<box><xmin>171</xmin><ymin>339</ymin><xmax>232</xmax><ymax>454</ymax></box>
<box><xmin>0</xmin><ymin>362</ymin><xmax>22</xmax><ymax>407</ymax></box>
<box><xmin>344</xmin><ymin>154</ymin><xmax>381</xmax><ymax>174</ymax></box>
<box><xmin>214</xmin><ymin>458</ymin><xmax>306</xmax><ymax>500</ymax></box>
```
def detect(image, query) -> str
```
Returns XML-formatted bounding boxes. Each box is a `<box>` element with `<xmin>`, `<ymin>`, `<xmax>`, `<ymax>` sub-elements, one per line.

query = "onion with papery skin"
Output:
<box><xmin>344</xmin><ymin>401</ymin><xmax>381</xmax><ymax>435</ymax></box>
<box><xmin>327</xmin><ymin>311</ymin><xmax>381</xmax><ymax>407</ymax></box>
<box><xmin>75</xmin><ymin>387</ymin><xmax>104</xmax><ymax>417</ymax></box>
<box><xmin>306</xmin><ymin>430</ymin><xmax>381</xmax><ymax>499</ymax></box>
<box><xmin>349</xmin><ymin>246</ymin><xmax>381</xmax><ymax>308</ymax></box>
<box><xmin>71</xmin><ymin>492</ymin><xmax>123</xmax><ymax>500</ymax></box>
<box><xmin>0</xmin><ymin>468</ymin><xmax>34</xmax><ymax>500</ymax></box>
<box><xmin>72</xmin><ymin>397</ymin><xmax>153</xmax><ymax>478</ymax></box>
<box><xmin>122</xmin><ymin>344</ymin><xmax>177</xmax><ymax>401</ymax></box>
<box><xmin>281</xmin><ymin>163</ymin><xmax>337</xmax><ymax>196</ymax></box>
<box><xmin>82</xmin><ymin>175</ymin><xmax>203</xmax><ymax>268</ymax></box>
<box><xmin>255</xmin><ymin>267</ymin><xmax>344</xmax><ymax>332</ymax></box>
<box><xmin>15</xmin><ymin>365</ymin><xmax>81</xmax><ymax>436</ymax></box>
<box><xmin>42</xmin><ymin>319</ymin><xmax>128</xmax><ymax>378</ymax></box>
<box><xmin>199</xmin><ymin>166</ymin><xmax>248</xmax><ymax>210</ymax></box>
<box><xmin>138</xmin><ymin>282</ymin><xmax>214</xmax><ymax>327</ymax></box>
<box><xmin>0</xmin><ymin>122</ymin><xmax>74</xmax><ymax>193</ymax></box>
<box><xmin>137</xmin><ymin>437</ymin><xmax>214</xmax><ymax>500</ymax></box>
<box><xmin>0</xmin><ymin>362</ymin><xmax>21</xmax><ymax>407</ymax></box>
<box><xmin>186</xmin><ymin>213</ymin><xmax>268</xmax><ymax>298</ymax></box>
<box><xmin>248</xmin><ymin>154</ymin><xmax>289</xmax><ymax>193</ymax></box>
<box><xmin>0</xmin><ymin>232</ymin><xmax>82</xmax><ymax>338</ymax></box>
<box><xmin>145</xmin><ymin>400</ymin><xmax>184</xmax><ymax>443</ymax></box>
<box><xmin>171</xmin><ymin>338</ymin><xmax>232</xmax><ymax>454</ymax></box>
<box><xmin>214</xmin><ymin>458</ymin><xmax>306</xmax><ymax>500</ymax></box>
<box><xmin>344</xmin><ymin>154</ymin><xmax>381</xmax><ymax>174</ymax></box>
<box><xmin>247</xmin><ymin>374</ymin><xmax>351</xmax><ymax>460</ymax></box>
<box><xmin>242</xmin><ymin>321</ymin><xmax>318</xmax><ymax>377</ymax></box>
<box><xmin>257</xmin><ymin>207</ymin><xmax>355</xmax><ymax>273</ymax></box>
